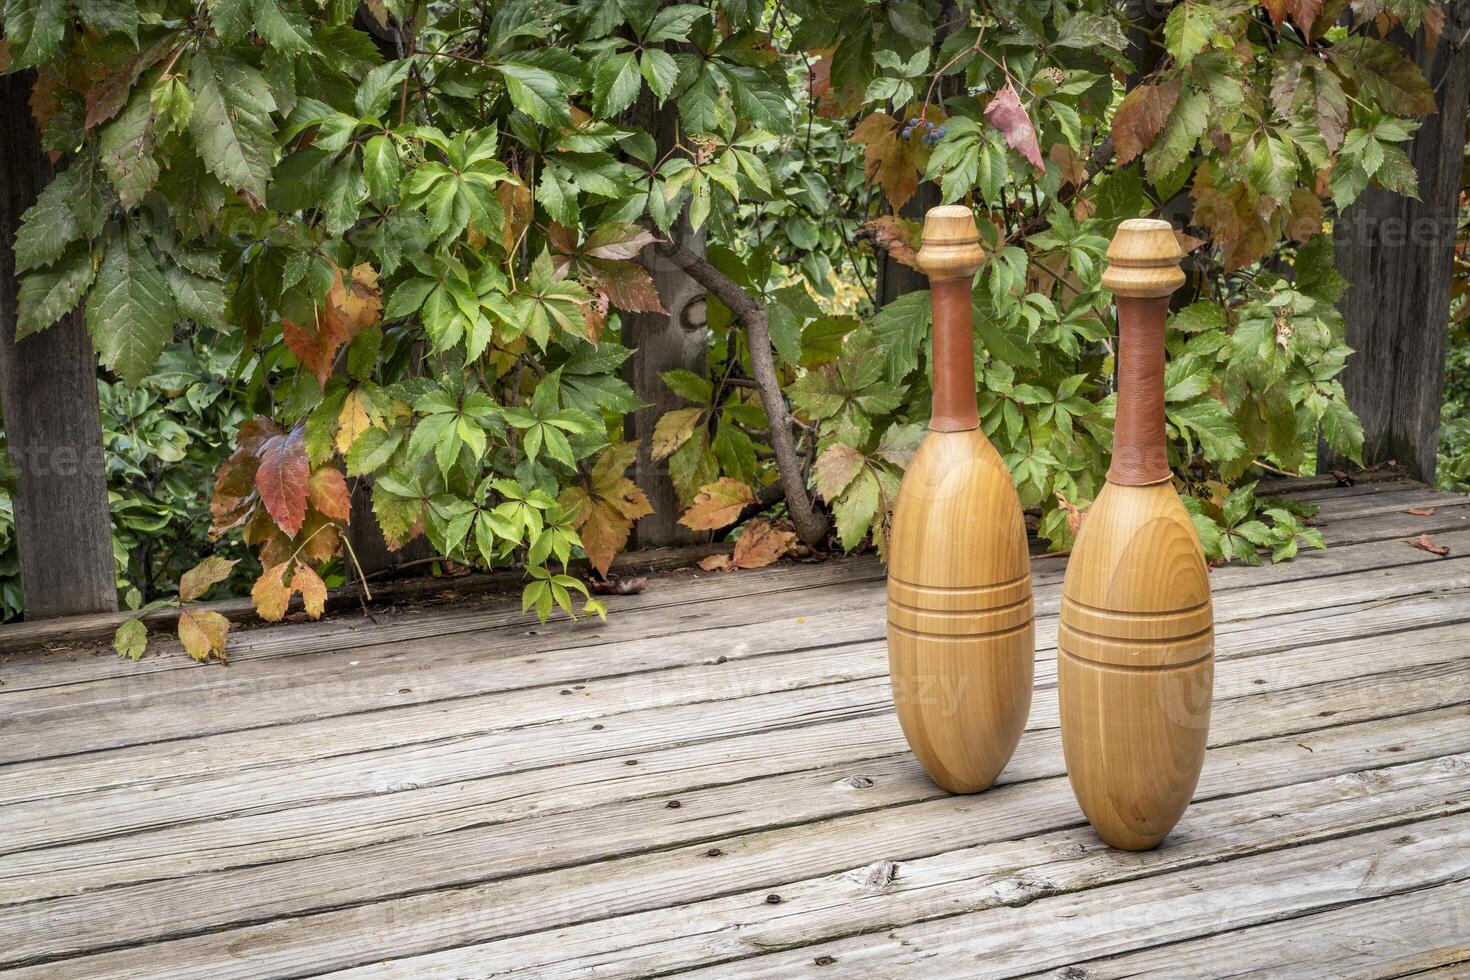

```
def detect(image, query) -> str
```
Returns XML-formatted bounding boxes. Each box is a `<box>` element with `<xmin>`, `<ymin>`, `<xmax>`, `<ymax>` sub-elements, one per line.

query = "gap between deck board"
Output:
<box><xmin>322</xmin><ymin>756</ymin><xmax>1470</xmax><ymax>979</ymax></box>
<box><xmin>4</xmin><ymin>648</ymin><xmax>1466</xmax><ymax>971</ymax></box>
<box><xmin>2</xmin><ymin>553</ymin><xmax>1465</xmax><ymax>841</ymax></box>
<box><xmin>12</xmin><ymin>707</ymin><xmax>1466</xmax><ymax>977</ymax></box>
<box><xmin>6</xmin><ymin>615</ymin><xmax>1464</xmax><ymax>907</ymax></box>
<box><xmin>1021</xmin><ymin>878</ymin><xmax>1470</xmax><ymax>979</ymax></box>
<box><xmin>0</xmin><ymin>480</ymin><xmax>1461</xmax><ymax>699</ymax></box>
<box><xmin>5</xmin><ymin>512</ymin><xmax>1469</xmax><ymax>779</ymax></box>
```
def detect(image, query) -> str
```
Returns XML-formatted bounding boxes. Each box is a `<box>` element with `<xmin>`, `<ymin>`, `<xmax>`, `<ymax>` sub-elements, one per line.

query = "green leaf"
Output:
<box><xmin>1171</xmin><ymin>398</ymin><xmax>1247</xmax><ymax>462</ymax></box>
<box><xmin>646</xmin><ymin>4</ymin><xmax>710</xmax><ymax>42</ymax></box>
<box><xmin>1170</xmin><ymin>301</ymin><xmax>1226</xmax><ymax>334</ymax></box>
<box><xmin>189</xmin><ymin>48</ymin><xmax>278</xmax><ymax>201</ymax></box>
<box><xmin>537</xmin><ymin>163</ymin><xmax>578</xmax><ymax>226</ymax></box>
<box><xmin>639</xmin><ymin>49</ymin><xmax>680</xmax><ymax>102</ymax></box>
<box><xmin>251</xmin><ymin>0</ymin><xmax>313</xmax><ymax>53</ymax></box>
<box><xmin>592</xmin><ymin>52</ymin><xmax>641</xmax><ymax>117</ymax></box>
<box><xmin>1163</xmin><ymin>2</ymin><xmax>1224</xmax><ymax>65</ymax></box>
<box><xmin>660</xmin><ymin>368</ymin><xmax>712</xmax><ymax>404</ymax></box>
<box><xmin>362</xmin><ymin>134</ymin><xmax>403</xmax><ymax>204</ymax></box>
<box><xmin>13</xmin><ymin>170</ymin><xmax>83</xmax><ymax>274</ymax></box>
<box><xmin>1320</xmin><ymin>396</ymin><xmax>1363</xmax><ymax>464</ymax></box>
<box><xmin>1144</xmin><ymin>88</ymin><xmax>1208</xmax><ymax>179</ymax></box>
<box><xmin>17</xmin><ymin>244</ymin><xmax>95</xmax><ymax>339</ymax></box>
<box><xmin>499</xmin><ymin>62</ymin><xmax>571</xmax><ymax>126</ymax></box>
<box><xmin>99</xmin><ymin>88</ymin><xmax>159</xmax><ymax>208</ymax></box>
<box><xmin>85</xmin><ymin>228</ymin><xmax>178</xmax><ymax>386</ymax></box>
<box><xmin>114</xmin><ymin>617</ymin><xmax>148</xmax><ymax>660</ymax></box>
<box><xmin>165</xmin><ymin>265</ymin><xmax>226</xmax><ymax>328</ymax></box>
<box><xmin>4</xmin><ymin>0</ymin><xmax>66</xmax><ymax>68</ymax></box>
<box><xmin>834</xmin><ymin>467</ymin><xmax>879</xmax><ymax>551</ymax></box>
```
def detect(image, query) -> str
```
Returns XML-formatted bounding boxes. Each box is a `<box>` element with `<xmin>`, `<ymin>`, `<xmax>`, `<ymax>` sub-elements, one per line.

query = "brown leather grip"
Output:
<box><xmin>1108</xmin><ymin>295</ymin><xmax>1171</xmax><ymax>485</ymax></box>
<box><xmin>929</xmin><ymin>277</ymin><xmax>979</xmax><ymax>432</ymax></box>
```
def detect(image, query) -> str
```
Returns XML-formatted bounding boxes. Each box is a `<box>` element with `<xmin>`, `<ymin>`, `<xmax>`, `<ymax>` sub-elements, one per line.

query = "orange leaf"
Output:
<box><xmin>850</xmin><ymin>111</ymin><xmax>922</xmax><ymax>211</ymax></box>
<box><xmin>1410</xmin><ymin>533</ymin><xmax>1450</xmax><ymax>556</ymax></box>
<box><xmin>284</xmin><ymin>263</ymin><xmax>382</xmax><ymax>388</ymax></box>
<box><xmin>292</xmin><ymin>564</ymin><xmax>328</xmax><ymax>618</ymax></box>
<box><xmin>1404</xmin><ymin>506</ymin><xmax>1437</xmax><ymax>516</ymax></box>
<box><xmin>252</xmin><ymin>562</ymin><xmax>293</xmax><ymax>622</ymax></box>
<box><xmin>698</xmin><ymin>553</ymin><xmax>736</xmax><ymax>573</ymax></box>
<box><xmin>255</xmin><ymin>425</ymin><xmax>311</xmax><ymax>537</ymax></box>
<box><xmin>336</xmin><ymin>387</ymin><xmax>374</xmax><ymax>454</ymax></box>
<box><xmin>679</xmin><ymin>478</ymin><xmax>755</xmax><ymax>531</ymax></box>
<box><xmin>731</xmin><ymin>519</ymin><xmax>797</xmax><ymax>570</ymax></box>
<box><xmin>308</xmin><ymin>466</ymin><xmax>352</xmax><ymax>523</ymax></box>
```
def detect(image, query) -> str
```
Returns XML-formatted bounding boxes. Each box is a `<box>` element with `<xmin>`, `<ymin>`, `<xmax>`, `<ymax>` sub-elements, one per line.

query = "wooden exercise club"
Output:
<box><xmin>886</xmin><ymin>205</ymin><xmax>1034</xmax><ymax>794</ymax></box>
<box><xmin>1058</xmin><ymin>218</ymin><xmax>1214</xmax><ymax>850</ymax></box>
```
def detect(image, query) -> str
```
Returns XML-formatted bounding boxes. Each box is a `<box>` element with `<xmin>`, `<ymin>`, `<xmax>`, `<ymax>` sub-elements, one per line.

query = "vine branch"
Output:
<box><xmin>650</xmin><ymin>241</ymin><xmax>831</xmax><ymax>548</ymax></box>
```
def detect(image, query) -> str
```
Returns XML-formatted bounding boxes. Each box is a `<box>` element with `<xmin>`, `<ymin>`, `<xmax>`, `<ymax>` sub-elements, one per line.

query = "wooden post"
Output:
<box><xmin>0</xmin><ymin>72</ymin><xmax>118</xmax><ymax>618</ymax></box>
<box><xmin>1328</xmin><ymin>20</ymin><xmax>1470</xmax><ymax>481</ymax></box>
<box><xmin>1059</xmin><ymin>219</ymin><xmax>1213</xmax><ymax>851</ymax></box>
<box><xmin>885</xmin><ymin>205</ymin><xmax>1034</xmax><ymax>795</ymax></box>
<box><xmin>622</xmin><ymin>99</ymin><xmax>708</xmax><ymax>546</ymax></box>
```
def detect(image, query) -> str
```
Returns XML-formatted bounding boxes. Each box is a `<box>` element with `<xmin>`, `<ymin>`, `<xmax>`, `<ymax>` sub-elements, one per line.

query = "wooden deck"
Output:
<box><xmin>2</xmin><ymin>475</ymin><xmax>1468</xmax><ymax>978</ymax></box>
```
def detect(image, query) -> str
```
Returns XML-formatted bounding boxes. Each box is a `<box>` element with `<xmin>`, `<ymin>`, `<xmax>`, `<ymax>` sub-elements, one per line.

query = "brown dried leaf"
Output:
<box><xmin>1410</xmin><ymin>533</ymin><xmax>1450</xmax><ymax>556</ymax></box>
<box><xmin>731</xmin><ymin>519</ymin><xmax>797</xmax><ymax>570</ymax></box>
<box><xmin>588</xmin><ymin>575</ymin><xmax>647</xmax><ymax>596</ymax></box>
<box><xmin>679</xmin><ymin>478</ymin><xmax>756</xmax><ymax>531</ymax></box>
<box><xmin>850</xmin><ymin>111</ymin><xmax>922</xmax><ymax>211</ymax></box>
<box><xmin>859</xmin><ymin>216</ymin><xmax>922</xmax><ymax>271</ymax></box>
<box><xmin>1404</xmin><ymin>506</ymin><xmax>1437</xmax><ymax>516</ymax></box>
<box><xmin>1111</xmin><ymin>77</ymin><xmax>1181</xmax><ymax>166</ymax></box>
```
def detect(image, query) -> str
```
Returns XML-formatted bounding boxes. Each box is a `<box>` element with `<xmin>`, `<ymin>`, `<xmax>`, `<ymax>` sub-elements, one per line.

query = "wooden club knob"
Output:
<box><xmin>1101</xmin><ymin>218</ymin><xmax>1185</xmax><ymax>298</ymax></box>
<box><xmin>917</xmin><ymin>205</ymin><xmax>984</xmax><ymax>283</ymax></box>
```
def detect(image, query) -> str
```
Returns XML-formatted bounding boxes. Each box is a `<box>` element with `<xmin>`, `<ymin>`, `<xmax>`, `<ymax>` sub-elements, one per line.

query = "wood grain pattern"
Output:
<box><xmin>885</xmin><ymin>204</ymin><xmax>1034</xmax><ymax>794</ymax></box>
<box><xmin>887</xmin><ymin>428</ymin><xmax>1034</xmax><ymax>793</ymax></box>
<box><xmin>1060</xmin><ymin>219</ymin><xmax>1212</xmax><ymax>850</ymax></box>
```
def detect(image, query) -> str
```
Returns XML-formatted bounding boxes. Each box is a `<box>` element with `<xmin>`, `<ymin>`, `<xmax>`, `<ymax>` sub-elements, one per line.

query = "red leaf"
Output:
<box><xmin>308</xmin><ymin>466</ymin><xmax>353</xmax><ymax>523</ymax></box>
<box><xmin>283</xmin><ymin>264</ymin><xmax>382</xmax><ymax>388</ymax></box>
<box><xmin>1410</xmin><ymin>533</ymin><xmax>1450</xmax><ymax>556</ymax></box>
<box><xmin>984</xmin><ymin>83</ymin><xmax>1045</xmax><ymax>172</ymax></box>
<box><xmin>256</xmin><ymin>425</ymin><xmax>311</xmax><ymax>537</ymax></box>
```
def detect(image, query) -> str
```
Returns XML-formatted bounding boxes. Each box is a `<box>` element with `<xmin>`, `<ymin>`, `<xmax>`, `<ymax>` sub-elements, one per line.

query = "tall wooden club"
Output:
<box><xmin>1058</xmin><ymin>218</ymin><xmax>1215</xmax><ymax>850</ymax></box>
<box><xmin>886</xmin><ymin>205</ymin><xmax>1035</xmax><ymax>794</ymax></box>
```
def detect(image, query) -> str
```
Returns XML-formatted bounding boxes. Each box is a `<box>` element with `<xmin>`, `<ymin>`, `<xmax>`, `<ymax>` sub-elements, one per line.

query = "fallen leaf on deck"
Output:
<box><xmin>1410</xmin><ymin>533</ymin><xmax>1450</xmax><ymax>556</ymax></box>
<box><xmin>588</xmin><ymin>575</ymin><xmax>647</xmax><ymax>596</ymax></box>
<box><xmin>1404</xmin><ymin>507</ymin><xmax>1437</xmax><ymax>516</ymax></box>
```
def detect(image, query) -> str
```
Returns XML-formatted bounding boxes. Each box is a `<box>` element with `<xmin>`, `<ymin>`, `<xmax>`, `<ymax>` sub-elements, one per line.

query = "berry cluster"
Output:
<box><xmin>901</xmin><ymin>118</ymin><xmax>947</xmax><ymax>145</ymax></box>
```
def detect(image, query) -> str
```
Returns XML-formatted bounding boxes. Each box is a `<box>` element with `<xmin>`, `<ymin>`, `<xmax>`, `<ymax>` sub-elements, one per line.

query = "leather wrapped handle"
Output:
<box><xmin>918</xmin><ymin>206</ymin><xmax>985</xmax><ymax>433</ymax></box>
<box><xmin>1103</xmin><ymin>219</ymin><xmax>1185</xmax><ymax>486</ymax></box>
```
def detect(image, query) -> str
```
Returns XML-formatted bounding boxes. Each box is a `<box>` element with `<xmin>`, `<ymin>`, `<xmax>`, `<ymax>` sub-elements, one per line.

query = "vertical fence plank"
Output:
<box><xmin>0</xmin><ymin>72</ymin><xmax>117</xmax><ymax>618</ymax></box>
<box><xmin>1329</xmin><ymin>22</ymin><xmax>1470</xmax><ymax>481</ymax></box>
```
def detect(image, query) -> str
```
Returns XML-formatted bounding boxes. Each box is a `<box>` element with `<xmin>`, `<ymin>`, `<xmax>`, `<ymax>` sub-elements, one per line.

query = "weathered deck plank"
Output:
<box><xmin>0</xmin><ymin>478</ymin><xmax>1465</xmax><ymax>978</ymax></box>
